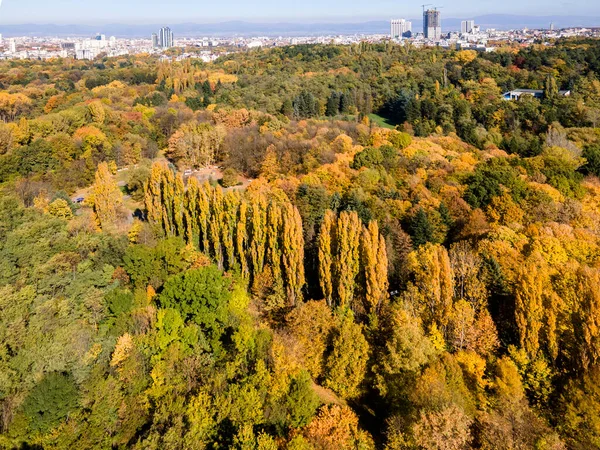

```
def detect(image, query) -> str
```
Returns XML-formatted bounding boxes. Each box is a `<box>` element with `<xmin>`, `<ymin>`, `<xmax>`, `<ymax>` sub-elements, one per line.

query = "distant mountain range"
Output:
<box><xmin>0</xmin><ymin>15</ymin><xmax>599</xmax><ymax>38</ymax></box>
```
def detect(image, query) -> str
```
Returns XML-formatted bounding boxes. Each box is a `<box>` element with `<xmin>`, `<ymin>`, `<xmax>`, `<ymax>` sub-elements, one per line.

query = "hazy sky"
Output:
<box><xmin>0</xmin><ymin>0</ymin><xmax>598</xmax><ymax>24</ymax></box>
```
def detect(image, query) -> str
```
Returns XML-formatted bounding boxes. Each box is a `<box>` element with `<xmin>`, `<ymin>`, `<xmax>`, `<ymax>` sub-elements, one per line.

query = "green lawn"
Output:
<box><xmin>368</xmin><ymin>114</ymin><xmax>396</xmax><ymax>129</ymax></box>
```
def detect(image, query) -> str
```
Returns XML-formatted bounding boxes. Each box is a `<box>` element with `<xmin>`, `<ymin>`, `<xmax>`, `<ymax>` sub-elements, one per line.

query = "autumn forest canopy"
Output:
<box><xmin>2</xmin><ymin>38</ymin><xmax>600</xmax><ymax>449</ymax></box>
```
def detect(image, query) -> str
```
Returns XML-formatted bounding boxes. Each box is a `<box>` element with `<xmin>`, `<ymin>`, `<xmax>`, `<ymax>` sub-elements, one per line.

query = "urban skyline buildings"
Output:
<box><xmin>461</xmin><ymin>20</ymin><xmax>475</xmax><ymax>34</ymax></box>
<box><xmin>390</xmin><ymin>19</ymin><xmax>412</xmax><ymax>39</ymax></box>
<box><xmin>152</xmin><ymin>26</ymin><xmax>174</xmax><ymax>49</ymax></box>
<box><xmin>423</xmin><ymin>9</ymin><xmax>442</xmax><ymax>40</ymax></box>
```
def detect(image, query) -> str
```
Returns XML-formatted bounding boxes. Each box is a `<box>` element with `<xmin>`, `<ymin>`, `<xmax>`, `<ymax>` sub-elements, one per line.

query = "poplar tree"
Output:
<box><xmin>515</xmin><ymin>260</ymin><xmax>545</xmax><ymax>359</ymax></box>
<box><xmin>222</xmin><ymin>190</ymin><xmax>240</xmax><ymax>270</ymax></box>
<box><xmin>236</xmin><ymin>200</ymin><xmax>250</xmax><ymax>279</ymax></box>
<box><xmin>198</xmin><ymin>182</ymin><xmax>211</xmax><ymax>254</ymax></box>
<box><xmin>145</xmin><ymin>161</ymin><xmax>166</xmax><ymax>228</ymax></box>
<box><xmin>184</xmin><ymin>177</ymin><xmax>200</xmax><ymax>245</ymax></box>
<box><xmin>91</xmin><ymin>161</ymin><xmax>123</xmax><ymax>230</ymax></box>
<box><xmin>266</xmin><ymin>201</ymin><xmax>283</xmax><ymax>289</ymax></box>
<box><xmin>282</xmin><ymin>203</ymin><xmax>305</xmax><ymax>306</ymax></box>
<box><xmin>361</xmin><ymin>221</ymin><xmax>389</xmax><ymax>315</ymax></box>
<box><xmin>318</xmin><ymin>210</ymin><xmax>336</xmax><ymax>307</ymax></box>
<box><xmin>578</xmin><ymin>266</ymin><xmax>600</xmax><ymax>369</ymax></box>
<box><xmin>250</xmin><ymin>195</ymin><xmax>268</xmax><ymax>281</ymax></box>
<box><xmin>209</xmin><ymin>187</ymin><xmax>225</xmax><ymax>269</ymax></box>
<box><xmin>335</xmin><ymin>211</ymin><xmax>361</xmax><ymax>309</ymax></box>
<box><xmin>174</xmin><ymin>173</ymin><xmax>185</xmax><ymax>236</ymax></box>
<box><xmin>161</xmin><ymin>167</ymin><xmax>175</xmax><ymax>236</ymax></box>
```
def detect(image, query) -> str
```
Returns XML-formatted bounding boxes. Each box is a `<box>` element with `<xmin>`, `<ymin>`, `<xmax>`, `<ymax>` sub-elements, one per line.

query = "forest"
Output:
<box><xmin>1</xmin><ymin>37</ymin><xmax>600</xmax><ymax>449</ymax></box>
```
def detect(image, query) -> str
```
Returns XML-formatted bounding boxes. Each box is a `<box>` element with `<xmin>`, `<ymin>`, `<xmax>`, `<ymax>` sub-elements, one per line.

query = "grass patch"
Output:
<box><xmin>368</xmin><ymin>114</ymin><xmax>396</xmax><ymax>129</ymax></box>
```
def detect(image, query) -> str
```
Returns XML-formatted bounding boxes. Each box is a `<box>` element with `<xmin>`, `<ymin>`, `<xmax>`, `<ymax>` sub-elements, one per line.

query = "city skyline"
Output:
<box><xmin>0</xmin><ymin>0</ymin><xmax>599</xmax><ymax>24</ymax></box>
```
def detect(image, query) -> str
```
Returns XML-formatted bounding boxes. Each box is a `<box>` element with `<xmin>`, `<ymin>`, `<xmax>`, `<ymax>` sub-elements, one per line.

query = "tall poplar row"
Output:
<box><xmin>144</xmin><ymin>162</ymin><xmax>306</xmax><ymax>306</ymax></box>
<box><xmin>317</xmin><ymin>209</ymin><xmax>390</xmax><ymax>313</ymax></box>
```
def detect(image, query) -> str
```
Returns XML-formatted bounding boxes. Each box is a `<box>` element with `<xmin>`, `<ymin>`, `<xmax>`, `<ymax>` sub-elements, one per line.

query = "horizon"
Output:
<box><xmin>0</xmin><ymin>0</ymin><xmax>599</xmax><ymax>25</ymax></box>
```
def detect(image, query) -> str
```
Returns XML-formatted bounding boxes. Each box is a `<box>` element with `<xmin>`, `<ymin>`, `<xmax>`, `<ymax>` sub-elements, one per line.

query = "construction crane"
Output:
<box><xmin>421</xmin><ymin>4</ymin><xmax>432</xmax><ymax>14</ymax></box>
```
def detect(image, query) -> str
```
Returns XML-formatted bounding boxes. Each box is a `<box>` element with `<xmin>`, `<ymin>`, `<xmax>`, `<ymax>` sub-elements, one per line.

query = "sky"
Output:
<box><xmin>0</xmin><ymin>0</ymin><xmax>598</xmax><ymax>24</ymax></box>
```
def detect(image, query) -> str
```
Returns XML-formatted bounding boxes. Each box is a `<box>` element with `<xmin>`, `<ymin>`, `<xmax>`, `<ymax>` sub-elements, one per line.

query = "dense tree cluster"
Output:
<box><xmin>1</xmin><ymin>38</ymin><xmax>600</xmax><ymax>449</ymax></box>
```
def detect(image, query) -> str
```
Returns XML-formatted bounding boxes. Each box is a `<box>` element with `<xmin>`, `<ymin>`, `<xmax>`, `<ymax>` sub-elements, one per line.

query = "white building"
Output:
<box><xmin>9</xmin><ymin>39</ymin><xmax>16</xmax><ymax>53</ymax></box>
<box><xmin>461</xmin><ymin>20</ymin><xmax>475</xmax><ymax>34</ymax></box>
<box><xmin>391</xmin><ymin>19</ymin><xmax>412</xmax><ymax>39</ymax></box>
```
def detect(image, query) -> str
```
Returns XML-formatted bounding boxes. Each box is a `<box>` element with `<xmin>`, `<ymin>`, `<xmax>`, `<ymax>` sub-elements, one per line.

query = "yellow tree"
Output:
<box><xmin>198</xmin><ymin>182</ymin><xmax>212</xmax><ymax>253</ymax></box>
<box><xmin>318</xmin><ymin>210</ymin><xmax>336</xmax><ymax>307</ymax></box>
<box><xmin>266</xmin><ymin>201</ymin><xmax>283</xmax><ymax>290</ymax></box>
<box><xmin>282</xmin><ymin>203</ymin><xmax>305</xmax><ymax>306</ymax></box>
<box><xmin>335</xmin><ymin>211</ymin><xmax>362</xmax><ymax>309</ymax></box>
<box><xmin>145</xmin><ymin>161</ymin><xmax>167</xmax><ymax>229</ymax></box>
<box><xmin>514</xmin><ymin>259</ymin><xmax>545</xmax><ymax>359</ymax></box>
<box><xmin>578</xmin><ymin>266</ymin><xmax>600</xmax><ymax>369</ymax></box>
<box><xmin>236</xmin><ymin>200</ymin><xmax>250</xmax><ymax>279</ymax></box>
<box><xmin>222</xmin><ymin>190</ymin><xmax>241</xmax><ymax>270</ymax></box>
<box><xmin>91</xmin><ymin>161</ymin><xmax>123</xmax><ymax>230</ymax></box>
<box><xmin>361</xmin><ymin>221</ymin><xmax>389</xmax><ymax>315</ymax></box>
<box><xmin>209</xmin><ymin>187</ymin><xmax>225</xmax><ymax>269</ymax></box>
<box><xmin>184</xmin><ymin>177</ymin><xmax>200</xmax><ymax>244</ymax></box>
<box><xmin>250</xmin><ymin>195</ymin><xmax>268</xmax><ymax>280</ymax></box>
<box><xmin>174</xmin><ymin>173</ymin><xmax>185</xmax><ymax>236</ymax></box>
<box><xmin>407</xmin><ymin>243</ymin><xmax>454</xmax><ymax>331</ymax></box>
<box><xmin>161</xmin><ymin>167</ymin><xmax>176</xmax><ymax>236</ymax></box>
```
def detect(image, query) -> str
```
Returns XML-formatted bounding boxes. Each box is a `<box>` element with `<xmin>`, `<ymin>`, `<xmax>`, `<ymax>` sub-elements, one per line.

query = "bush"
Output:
<box><xmin>221</xmin><ymin>168</ymin><xmax>239</xmax><ymax>188</ymax></box>
<box><xmin>388</xmin><ymin>131</ymin><xmax>412</xmax><ymax>149</ymax></box>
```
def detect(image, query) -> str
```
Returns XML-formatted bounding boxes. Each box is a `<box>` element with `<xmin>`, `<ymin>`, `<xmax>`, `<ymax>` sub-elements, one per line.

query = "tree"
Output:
<box><xmin>158</xmin><ymin>265</ymin><xmax>232</xmax><ymax>346</ymax></box>
<box><xmin>406</xmin><ymin>243</ymin><xmax>454</xmax><ymax>331</ymax></box>
<box><xmin>318</xmin><ymin>210</ymin><xmax>336</xmax><ymax>307</ymax></box>
<box><xmin>335</xmin><ymin>211</ymin><xmax>361</xmax><ymax>309</ymax></box>
<box><xmin>304</xmin><ymin>405</ymin><xmax>374</xmax><ymax>450</ymax></box>
<box><xmin>515</xmin><ymin>259</ymin><xmax>545</xmax><ymax>359</ymax></box>
<box><xmin>22</xmin><ymin>372</ymin><xmax>79</xmax><ymax>434</ymax></box>
<box><xmin>90</xmin><ymin>161</ymin><xmax>123</xmax><ymax>229</ymax></box>
<box><xmin>282</xmin><ymin>203</ymin><xmax>305</xmax><ymax>306</ymax></box>
<box><xmin>324</xmin><ymin>313</ymin><xmax>369</xmax><ymax>399</ymax></box>
<box><xmin>47</xmin><ymin>199</ymin><xmax>73</xmax><ymax>220</ymax></box>
<box><xmin>560</xmin><ymin>366</ymin><xmax>600</xmax><ymax>449</ymax></box>
<box><xmin>409</xmin><ymin>208</ymin><xmax>434</xmax><ymax>248</ymax></box>
<box><xmin>412</xmin><ymin>404</ymin><xmax>473</xmax><ymax>450</ymax></box>
<box><xmin>361</xmin><ymin>221</ymin><xmax>389</xmax><ymax>316</ymax></box>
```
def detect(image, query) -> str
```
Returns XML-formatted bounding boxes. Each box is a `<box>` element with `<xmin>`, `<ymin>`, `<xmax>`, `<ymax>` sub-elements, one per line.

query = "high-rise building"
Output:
<box><xmin>159</xmin><ymin>27</ymin><xmax>174</xmax><ymax>49</ymax></box>
<box><xmin>423</xmin><ymin>9</ymin><xmax>442</xmax><ymax>40</ymax></box>
<box><xmin>9</xmin><ymin>38</ymin><xmax>16</xmax><ymax>53</ymax></box>
<box><xmin>461</xmin><ymin>20</ymin><xmax>475</xmax><ymax>34</ymax></box>
<box><xmin>152</xmin><ymin>33</ymin><xmax>159</xmax><ymax>48</ymax></box>
<box><xmin>390</xmin><ymin>19</ymin><xmax>412</xmax><ymax>39</ymax></box>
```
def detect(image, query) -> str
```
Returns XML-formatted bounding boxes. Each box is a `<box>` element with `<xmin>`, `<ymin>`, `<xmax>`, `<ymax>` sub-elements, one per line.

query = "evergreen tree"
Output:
<box><xmin>409</xmin><ymin>208</ymin><xmax>434</xmax><ymax>248</ymax></box>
